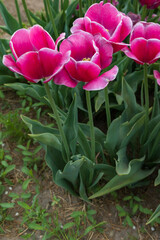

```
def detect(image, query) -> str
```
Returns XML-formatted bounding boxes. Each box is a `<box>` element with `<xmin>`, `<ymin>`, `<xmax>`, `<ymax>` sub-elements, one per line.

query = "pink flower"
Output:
<box><xmin>71</xmin><ymin>2</ymin><xmax>132</xmax><ymax>53</ymax></box>
<box><xmin>154</xmin><ymin>70</ymin><xmax>160</xmax><ymax>85</ymax></box>
<box><xmin>54</xmin><ymin>31</ymin><xmax>118</xmax><ymax>91</ymax></box>
<box><xmin>127</xmin><ymin>12</ymin><xmax>141</xmax><ymax>25</ymax></box>
<box><xmin>122</xmin><ymin>21</ymin><xmax>160</xmax><ymax>65</ymax></box>
<box><xmin>139</xmin><ymin>0</ymin><xmax>160</xmax><ymax>9</ymax></box>
<box><xmin>3</xmin><ymin>25</ymin><xmax>70</xmax><ymax>83</ymax></box>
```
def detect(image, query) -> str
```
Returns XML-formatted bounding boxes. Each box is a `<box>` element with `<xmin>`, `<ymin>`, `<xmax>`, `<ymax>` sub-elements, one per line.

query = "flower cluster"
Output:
<box><xmin>3</xmin><ymin>1</ymin><xmax>160</xmax><ymax>90</ymax></box>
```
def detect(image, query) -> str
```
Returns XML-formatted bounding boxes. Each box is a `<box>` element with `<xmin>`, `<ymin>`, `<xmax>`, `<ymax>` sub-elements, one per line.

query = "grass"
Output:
<box><xmin>0</xmin><ymin>87</ymin><xmax>160</xmax><ymax>240</ymax></box>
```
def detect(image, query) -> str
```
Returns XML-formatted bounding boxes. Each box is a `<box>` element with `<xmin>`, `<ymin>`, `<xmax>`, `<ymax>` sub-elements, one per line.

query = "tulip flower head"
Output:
<box><xmin>3</xmin><ymin>25</ymin><xmax>70</xmax><ymax>83</ymax></box>
<box><xmin>54</xmin><ymin>31</ymin><xmax>118</xmax><ymax>91</ymax></box>
<box><xmin>139</xmin><ymin>0</ymin><xmax>160</xmax><ymax>9</ymax></box>
<box><xmin>122</xmin><ymin>21</ymin><xmax>160</xmax><ymax>65</ymax></box>
<box><xmin>71</xmin><ymin>1</ymin><xmax>132</xmax><ymax>53</ymax></box>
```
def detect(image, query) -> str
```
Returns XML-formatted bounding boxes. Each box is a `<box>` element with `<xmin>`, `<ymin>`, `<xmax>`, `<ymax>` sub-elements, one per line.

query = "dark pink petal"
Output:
<box><xmin>55</xmin><ymin>33</ymin><xmax>65</xmax><ymax>51</ymax></box>
<box><xmin>3</xmin><ymin>55</ymin><xmax>22</xmax><ymax>75</ymax></box>
<box><xmin>16</xmin><ymin>51</ymin><xmax>43</xmax><ymax>80</ymax></box>
<box><xmin>111</xmin><ymin>41</ymin><xmax>130</xmax><ymax>53</ymax></box>
<box><xmin>83</xmin><ymin>65</ymin><xmax>118</xmax><ymax>91</ymax></box>
<box><xmin>85</xmin><ymin>2</ymin><xmax>121</xmax><ymax>33</ymax></box>
<box><xmin>145</xmin><ymin>22</ymin><xmax>160</xmax><ymax>40</ymax></box>
<box><xmin>110</xmin><ymin>15</ymin><xmax>132</xmax><ymax>42</ymax></box>
<box><xmin>65</xmin><ymin>58</ymin><xmax>101</xmax><ymax>82</ymax></box>
<box><xmin>149</xmin><ymin>51</ymin><xmax>160</xmax><ymax>64</ymax></box>
<box><xmin>10</xmin><ymin>29</ymin><xmax>34</xmax><ymax>59</ymax></box>
<box><xmin>130</xmin><ymin>22</ymin><xmax>145</xmax><ymax>42</ymax></box>
<box><xmin>29</xmin><ymin>25</ymin><xmax>55</xmax><ymax>50</ymax></box>
<box><xmin>94</xmin><ymin>35</ymin><xmax>113</xmax><ymax>68</ymax></box>
<box><xmin>154</xmin><ymin>70</ymin><xmax>160</xmax><ymax>85</ymax></box>
<box><xmin>122</xmin><ymin>47</ymin><xmax>144</xmax><ymax>64</ymax></box>
<box><xmin>42</xmin><ymin>49</ymin><xmax>70</xmax><ymax>83</ymax></box>
<box><xmin>53</xmin><ymin>67</ymin><xmax>78</xmax><ymax>88</ymax></box>
<box><xmin>60</xmin><ymin>31</ymin><xmax>95</xmax><ymax>61</ymax></box>
<box><xmin>71</xmin><ymin>18</ymin><xmax>86</xmax><ymax>33</ymax></box>
<box><xmin>131</xmin><ymin>38</ymin><xmax>160</xmax><ymax>63</ymax></box>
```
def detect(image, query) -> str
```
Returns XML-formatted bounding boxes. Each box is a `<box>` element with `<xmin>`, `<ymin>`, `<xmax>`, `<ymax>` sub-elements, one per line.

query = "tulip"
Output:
<box><xmin>122</xmin><ymin>21</ymin><xmax>160</xmax><ymax>65</ymax></box>
<box><xmin>71</xmin><ymin>2</ymin><xmax>132</xmax><ymax>53</ymax></box>
<box><xmin>139</xmin><ymin>0</ymin><xmax>160</xmax><ymax>9</ymax></box>
<box><xmin>3</xmin><ymin>25</ymin><xmax>70</xmax><ymax>83</ymax></box>
<box><xmin>54</xmin><ymin>31</ymin><xmax>118</xmax><ymax>91</ymax></box>
<box><xmin>154</xmin><ymin>70</ymin><xmax>160</xmax><ymax>85</ymax></box>
<box><xmin>127</xmin><ymin>12</ymin><xmax>141</xmax><ymax>25</ymax></box>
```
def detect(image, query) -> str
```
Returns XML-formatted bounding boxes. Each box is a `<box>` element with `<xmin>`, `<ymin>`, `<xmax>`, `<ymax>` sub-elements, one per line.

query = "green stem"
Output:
<box><xmin>15</xmin><ymin>0</ymin><xmax>23</xmax><ymax>28</ymax></box>
<box><xmin>133</xmin><ymin>0</ymin><xmax>138</xmax><ymax>14</ymax></box>
<box><xmin>22</xmin><ymin>0</ymin><xmax>33</xmax><ymax>26</ymax></box>
<box><xmin>46</xmin><ymin>0</ymin><xmax>58</xmax><ymax>39</ymax></box>
<box><xmin>86</xmin><ymin>91</ymin><xmax>95</xmax><ymax>162</ymax></box>
<box><xmin>43</xmin><ymin>0</ymin><xmax>49</xmax><ymax>22</ymax></box>
<box><xmin>79</xmin><ymin>0</ymin><xmax>83</xmax><ymax>17</ymax></box>
<box><xmin>44</xmin><ymin>83</ymin><xmax>70</xmax><ymax>161</ymax></box>
<box><xmin>103</xmin><ymin>0</ymin><xmax>107</xmax><ymax>3</ymax></box>
<box><xmin>144</xmin><ymin>63</ymin><xmax>149</xmax><ymax>122</ymax></box>
<box><xmin>104</xmin><ymin>87</ymin><xmax>111</xmax><ymax>129</ymax></box>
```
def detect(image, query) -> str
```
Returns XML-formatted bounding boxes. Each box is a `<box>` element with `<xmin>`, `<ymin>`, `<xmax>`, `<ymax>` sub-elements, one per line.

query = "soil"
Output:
<box><xmin>0</xmin><ymin>1</ymin><xmax>160</xmax><ymax>240</ymax></box>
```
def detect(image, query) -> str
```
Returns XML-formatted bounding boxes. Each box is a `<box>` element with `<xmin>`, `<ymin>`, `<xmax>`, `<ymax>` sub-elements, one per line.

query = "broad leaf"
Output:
<box><xmin>147</xmin><ymin>204</ymin><xmax>160</xmax><ymax>224</ymax></box>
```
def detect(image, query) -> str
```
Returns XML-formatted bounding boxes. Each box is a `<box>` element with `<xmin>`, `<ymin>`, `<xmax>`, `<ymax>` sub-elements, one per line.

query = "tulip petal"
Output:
<box><xmin>154</xmin><ymin>70</ymin><xmax>160</xmax><ymax>86</ymax></box>
<box><xmin>53</xmin><ymin>67</ymin><xmax>78</xmax><ymax>88</ymax></box>
<box><xmin>122</xmin><ymin>47</ymin><xmax>144</xmax><ymax>64</ymax></box>
<box><xmin>41</xmin><ymin>49</ymin><xmax>70</xmax><ymax>83</ymax></box>
<box><xmin>3</xmin><ymin>55</ymin><xmax>22</xmax><ymax>75</ymax></box>
<box><xmin>29</xmin><ymin>25</ymin><xmax>55</xmax><ymax>50</ymax></box>
<box><xmin>94</xmin><ymin>35</ymin><xmax>113</xmax><ymax>68</ymax></box>
<box><xmin>131</xmin><ymin>38</ymin><xmax>160</xmax><ymax>63</ymax></box>
<box><xmin>83</xmin><ymin>65</ymin><xmax>118</xmax><ymax>91</ymax></box>
<box><xmin>130</xmin><ymin>22</ymin><xmax>146</xmax><ymax>42</ymax></box>
<box><xmin>16</xmin><ymin>51</ymin><xmax>43</xmax><ymax>80</ymax></box>
<box><xmin>60</xmin><ymin>31</ymin><xmax>95</xmax><ymax>61</ymax></box>
<box><xmin>85</xmin><ymin>2</ymin><xmax>121</xmax><ymax>33</ymax></box>
<box><xmin>55</xmin><ymin>32</ymin><xmax>65</xmax><ymax>51</ymax></box>
<box><xmin>71</xmin><ymin>18</ymin><xmax>86</xmax><ymax>33</ymax></box>
<box><xmin>10</xmin><ymin>29</ymin><xmax>34</xmax><ymax>59</ymax></box>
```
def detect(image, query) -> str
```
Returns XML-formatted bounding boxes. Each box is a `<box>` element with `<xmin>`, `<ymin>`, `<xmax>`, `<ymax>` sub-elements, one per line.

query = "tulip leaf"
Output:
<box><xmin>94</xmin><ymin>164</ymin><xmax>116</xmax><ymax>181</ymax></box>
<box><xmin>21</xmin><ymin>115</ymin><xmax>58</xmax><ymax>135</ymax></box>
<box><xmin>0</xmin><ymin>1</ymin><xmax>20</xmax><ymax>34</ymax></box>
<box><xmin>122</xmin><ymin>77</ymin><xmax>142</xmax><ymax>120</ymax></box>
<box><xmin>146</xmin><ymin>204</ymin><xmax>160</xmax><ymax>225</ymax></box>
<box><xmin>63</xmin><ymin>94</ymin><xmax>78</xmax><ymax>155</ymax></box>
<box><xmin>116</xmin><ymin>147</ymin><xmax>129</xmax><ymax>175</ymax></box>
<box><xmin>29</xmin><ymin>133</ymin><xmax>61</xmax><ymax>151</ymax></box>
<box><xmin>154</xmin><ymin>169</ymin><xmax>160</xmax><ymax>186</ymax></box>
<box><xmin>78</xmin><ymin>127</ymin><xmax>91</xmax><ymax>159</ymax></box>
<box><xmin>89</xmin><ymin>157</ymin><xmax>155</xmax><ymax>199</ymax></box>
<box><xmin>0</xmin><ymin>76</ymin><xmax>17</xmax><ymax>85</ymax></box>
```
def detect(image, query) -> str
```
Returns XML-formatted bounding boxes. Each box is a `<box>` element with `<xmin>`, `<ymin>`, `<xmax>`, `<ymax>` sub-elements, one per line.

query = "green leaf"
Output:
<box><xmin>154</xmin><ymin>169</ymin><xmax>160</xmax><ymax>186</ymax></box>
<box><xmin>0</xmin><ymin>202</ymin><xmax>15</xmax><ymax>208</ymax></box>
<box><xmin>17</xmin><ymin>201</ymin><xmax>31</xmax><ymax>210</ymax></box>
<box><xmin>28</xmin><ymin>222</ymin><xmax>45</xmax><ymax>231</ymax></box>
<box><xmin>29</xmin><ymin>133</ymin><xmax>61</xmax><ymax>151</ymax></box>
<box><xmin>0</xmin><ymin>1</ymin><xmax>20</xmax><ymax>34</ymax></box>
<box><xmin>63</xmin><ymin>95</ymin><xmax>78</xmax><ymax>154</ymax></box>
<box><xmin>0</xmin><ymin>76</ymin><xmax>17</xmax><ymax>85</ymax></box>
<box><xmin>147</xmin><ymin>204</ymin><xmax>160</xmax><ymax>224</ymax></box>
<box><xmin>89</xmin><ymin>157</ymin><xmax>155</xmax><ymax>199</ymax></box>
<box><xmin>116</xmin><ymin>147</ymin><xmax>129</xmax><ymax>175</ymax></box>
<box><xmin>63</xmin><ymin>222</ymin><xmax>75</xmax><ymax>230</ymax></box>
<box><xmin>3</xmin><ymin>164</ymin><xmax>15</xmax><ymax>176</ymax></box>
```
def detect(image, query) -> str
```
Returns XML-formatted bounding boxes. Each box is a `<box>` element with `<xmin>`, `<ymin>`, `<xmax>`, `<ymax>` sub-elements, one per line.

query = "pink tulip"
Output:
<box><xmin>3</xmin><ymin>25</ymin><xmax>70</xmax><ymax>83</ymax></box>
<box><xmin>154</xmin><ymin>70</ymin><xmax>160</xmax><ymax>85</ymax></box>
<box><xmin>122</xmin><ymin>21</ymin><xmax>160</xmax><ymax>65</ymax></box>
<box><xmin>54</xmin><ymin>31</ymin><xmax>118</xmax><ymax>91</ymax></box>
<box><xmin>127</xmin><ymin>12</ymin><xmax>141</xmax><ymax>25</ymax></box>
<box><xmin>139</xmin><ymin>0</ymin><xmax>160</xmax><ymax>9</ymax></box>
<box><xmin>71</xmin><ymin>2</ymin><xmax>132</xmax><ymax>53</ymax></box>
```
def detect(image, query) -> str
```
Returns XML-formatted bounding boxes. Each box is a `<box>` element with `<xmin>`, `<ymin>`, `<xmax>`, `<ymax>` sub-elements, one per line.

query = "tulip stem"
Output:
<box><xmin>144</xmin><ymin>63</ymin><xmax>149</xmax><ymax>122</ymax></box>
<box><xmin>44</xmin><ymin>82</ymin><xmax>70</xmax><ymax>162</ymax></box>
<box><xmin>22</xmin><ymin>0</ymin><xmax>33</xmax><ymax>26</ymax></box>
<box><xmin>46</xmin><ymin>0</ymin><xmax>58</xmax><ymax>39</ymax></box>
<box><xmin>104</xmin><ymin>87</ymin><xmax>111</xmax><ymax>129</ymax></box>
<box><xmin>86</xmin><ymin>91</ymin><xmax>95</xmax><ymax>162</ymax></box>
<box><xmin>15</xmin><ymin>0</ymin><xmax>23</xmax><ymax>28</ymax></box>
